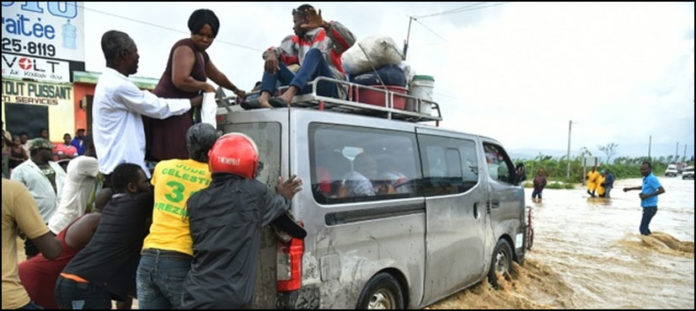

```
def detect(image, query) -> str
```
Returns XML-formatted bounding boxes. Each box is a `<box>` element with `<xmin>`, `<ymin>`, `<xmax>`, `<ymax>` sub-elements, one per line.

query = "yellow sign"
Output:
<box><xmin>2</xmin><ymin>79</ymin><xmax>75</xmax><ymax>142</ymax></box>
<box><xmin>2</xmin><ymin>79</ymin><xmax>73</xmax><ymax>106</ymax></box>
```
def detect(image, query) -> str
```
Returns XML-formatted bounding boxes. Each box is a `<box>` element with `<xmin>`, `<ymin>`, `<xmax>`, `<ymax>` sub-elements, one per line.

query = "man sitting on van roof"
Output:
<box><xmin>242</xmin><ymin>4</ymin><xmax>355</xmax><ymax>109</ymax></box>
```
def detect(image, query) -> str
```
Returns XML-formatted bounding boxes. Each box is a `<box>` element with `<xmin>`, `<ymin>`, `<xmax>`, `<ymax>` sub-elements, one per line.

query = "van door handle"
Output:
<box><xmin>473</xmin><ymin>202</ymin><xmax>479</xmax><ymax>219</ymax></box>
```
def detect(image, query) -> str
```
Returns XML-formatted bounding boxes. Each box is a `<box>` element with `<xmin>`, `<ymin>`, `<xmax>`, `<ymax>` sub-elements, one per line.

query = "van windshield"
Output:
<box><xmin>223</xmin><ymin>122</ymin><xmax>281</xmax><ymax>190</ymax></box>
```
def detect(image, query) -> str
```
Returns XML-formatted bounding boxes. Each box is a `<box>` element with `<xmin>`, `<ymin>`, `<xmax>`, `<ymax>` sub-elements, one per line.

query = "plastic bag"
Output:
<box><xmin>201</xmin><ymin>92</ymin><xmax>217</xmax><ymax>129</ymax></box>
<box><xmin>341</xmin><ymin>35</ymin><xmax>403</xmax><ymax>76</ymax></box>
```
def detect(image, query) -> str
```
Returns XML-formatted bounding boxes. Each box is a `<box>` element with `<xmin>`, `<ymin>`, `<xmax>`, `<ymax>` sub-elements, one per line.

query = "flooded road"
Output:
<box><xmin>429</xmin><ymin>177</ymin><xmax>694</xmax><ymax>309</ymax></box>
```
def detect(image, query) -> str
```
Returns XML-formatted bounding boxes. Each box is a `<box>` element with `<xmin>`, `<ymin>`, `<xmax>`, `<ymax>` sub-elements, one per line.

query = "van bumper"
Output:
<box><xmin>276</xmin><ymin>286</ymin><xmax>320</xmax><ymax>309</ymax></box>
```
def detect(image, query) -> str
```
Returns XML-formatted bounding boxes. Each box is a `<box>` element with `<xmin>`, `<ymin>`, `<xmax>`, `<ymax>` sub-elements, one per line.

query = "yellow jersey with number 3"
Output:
<box><xmin>142</xmin><ymin>159</ymin><xmax>211</xmax><ymax>255</ymax></box>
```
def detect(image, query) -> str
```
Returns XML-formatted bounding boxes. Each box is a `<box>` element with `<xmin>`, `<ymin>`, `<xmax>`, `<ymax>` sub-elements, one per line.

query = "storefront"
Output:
<box><xmin>1</xmin><ymin>71</ymin><xmax>158</xmax><ymax>144</ymax></box>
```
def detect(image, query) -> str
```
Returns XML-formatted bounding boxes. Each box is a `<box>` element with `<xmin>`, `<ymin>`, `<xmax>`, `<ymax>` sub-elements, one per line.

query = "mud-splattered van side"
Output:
<box><xmin>220</xmin><ymin>107</ymin><xmax>527</xmax><ymax>309</ymax></box>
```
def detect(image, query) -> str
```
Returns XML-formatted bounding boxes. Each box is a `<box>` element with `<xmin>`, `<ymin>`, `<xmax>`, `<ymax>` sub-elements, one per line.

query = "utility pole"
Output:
<box><xmin>403</xmin><ymin>16</ymin><xmax>415</xmax><ymax>61</ymax></box>
<box><xmin>684</xmin><ymin>144</ymin><xmax>687</xmax><ymax>162</ymax></box>
<box><xmin>566</xmin><ymin>120</ymin><xmax>572</xmax><ymax>180</ymax></box>
<box><xmin>648</xmin><ymin>135</ymin><xmax>652</xmax><ymax>160</ymax></box>
<box><xmin>676</xmin><ymin>142</ymin><xmax>679</xmax><ymax>163</ymax></box>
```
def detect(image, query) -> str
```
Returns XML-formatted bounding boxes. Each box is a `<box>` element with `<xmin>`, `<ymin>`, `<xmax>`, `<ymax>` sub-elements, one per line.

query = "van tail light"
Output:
<box><xmin>277</xmin><ymin>237</ymin><xmax>304</xmax><ymax>292</ymax></box>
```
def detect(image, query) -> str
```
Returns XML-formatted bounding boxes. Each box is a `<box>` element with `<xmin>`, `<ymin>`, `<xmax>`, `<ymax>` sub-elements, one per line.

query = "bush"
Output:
<box><xmin>514</xmin><ymin>154</ymin><xmax>682</xmax><ymax>182</ymax></box>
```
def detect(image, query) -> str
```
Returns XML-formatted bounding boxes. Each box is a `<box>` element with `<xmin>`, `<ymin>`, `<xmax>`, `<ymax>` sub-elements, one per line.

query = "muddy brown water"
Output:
<box><xmin>428</xmin><ymin>177</ymin><xmax>694</xmax><ymax>309</ymax></box>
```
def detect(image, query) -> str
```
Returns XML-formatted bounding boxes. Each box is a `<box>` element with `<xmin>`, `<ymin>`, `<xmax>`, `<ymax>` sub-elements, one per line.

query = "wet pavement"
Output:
<box><xmin>428</xmin><ymin>176</ymin><xmax>694</xmax><ymax>309</ymax></box>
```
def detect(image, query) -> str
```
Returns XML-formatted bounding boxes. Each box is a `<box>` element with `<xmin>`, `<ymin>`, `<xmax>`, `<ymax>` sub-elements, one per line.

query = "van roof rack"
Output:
<box><xmin>288</xmin><ymin>76</ymin><xmax>443</xmax><ymax>125</ymax></box>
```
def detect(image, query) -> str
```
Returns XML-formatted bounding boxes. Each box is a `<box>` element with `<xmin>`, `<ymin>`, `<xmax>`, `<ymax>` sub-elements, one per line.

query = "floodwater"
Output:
<box><xmin>429</xmin><ymin>176</ymin><xmax>694</xmax><ymax>309</ymax></box>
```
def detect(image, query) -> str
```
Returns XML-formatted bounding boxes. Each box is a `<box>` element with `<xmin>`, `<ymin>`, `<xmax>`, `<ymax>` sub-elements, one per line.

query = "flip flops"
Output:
<box><xmin>241</xmin><ymin>97</ymin><xmax>289</xmax><ymax>109</ymax></box>
<box><xmin>240</xmin><ymin>98</ymin><xmax>263</xmax><ymax>110</ymax></box>
<box><xmin>268</xmin><ymin>96</ymin><xmax>290</xmax><ymax>108</ymax></box>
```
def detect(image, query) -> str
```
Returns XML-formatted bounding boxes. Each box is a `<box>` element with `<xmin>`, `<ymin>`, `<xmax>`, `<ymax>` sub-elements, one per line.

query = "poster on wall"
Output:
<box><xmin>1</xmin><ymin>1</ymin><xmax>84</xmax><ymax>82</ymax></box>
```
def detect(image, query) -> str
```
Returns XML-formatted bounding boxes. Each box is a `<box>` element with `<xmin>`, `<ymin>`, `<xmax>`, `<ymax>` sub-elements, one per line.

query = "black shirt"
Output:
<box><xmin>62</xmin><ymin>191</ymin><xmax>153</xmax><ymax>300</ymax></box>
<box><xmin>181</xmin><ymin>174</ymin><xmax>291</xmax><ymax>309</ymax></box>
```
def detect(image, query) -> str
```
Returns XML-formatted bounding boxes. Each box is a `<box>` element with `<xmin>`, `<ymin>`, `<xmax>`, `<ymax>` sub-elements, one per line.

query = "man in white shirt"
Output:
<box><xmin>92</xmin><ymin>30</ymin><xmax>203</xmax><ymax>182</ymax></box>
<box><xmin>48</xmin><ymin>134</ymin><xmax>100</xmax><ymax>234</ymax></box>
<box><xmin>10</xmin><ymin>138</ymin><xmax>66</xmax><ymax>258</ymax></box>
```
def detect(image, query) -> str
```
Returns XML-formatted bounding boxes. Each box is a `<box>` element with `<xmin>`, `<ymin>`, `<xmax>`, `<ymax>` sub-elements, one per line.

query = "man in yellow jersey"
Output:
<box><xmin>135</xmin><ymin>123</ymin><xmax>218</xmax><ymax>309</ymax></box>
<box><xmin>586</xmin><ymin>166</ymin><xmax>600</xmax><ymax>197</ymax></box>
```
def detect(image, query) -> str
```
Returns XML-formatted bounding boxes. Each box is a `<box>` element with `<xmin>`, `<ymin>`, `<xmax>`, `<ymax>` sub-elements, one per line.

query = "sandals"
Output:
<box><xmin>268</xmin><ymin>96</ymin><xmax>290</xmax><ymax>108</ymax></box>
<box><xmin>241</xmin><ymin>96</ymin><xmax>289</xmax><ymax>109</ymax></box>
<box><xmin>240</xmin><ymin>98</ymin><xmax>264</xmax><ymax>110</ymax></box>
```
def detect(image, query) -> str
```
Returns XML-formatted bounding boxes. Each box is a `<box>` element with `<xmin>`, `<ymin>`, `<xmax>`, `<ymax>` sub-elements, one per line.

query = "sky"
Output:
<box><xmin>81</xmin><ymin>2</ymin><xmax>695</xmax><ymax>161</ymax></box>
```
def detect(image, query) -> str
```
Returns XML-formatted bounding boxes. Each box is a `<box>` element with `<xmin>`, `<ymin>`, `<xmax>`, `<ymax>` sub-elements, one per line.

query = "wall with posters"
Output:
<box><xmin>2</xmin><ymin>1</ymin><xmax>84</xmax><ymax>142</ymax></box>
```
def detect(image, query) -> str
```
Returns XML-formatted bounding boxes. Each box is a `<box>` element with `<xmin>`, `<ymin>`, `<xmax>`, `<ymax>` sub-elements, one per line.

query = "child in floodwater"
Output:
<box><xmin>531</xmin><ymin>169</ymin><xmax>547</xmax><ymax>202</ymax></box>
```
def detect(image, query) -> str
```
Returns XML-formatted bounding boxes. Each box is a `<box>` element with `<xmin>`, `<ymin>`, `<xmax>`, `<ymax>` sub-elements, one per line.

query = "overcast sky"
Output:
<box><xmin>82</xmin><ymin>2</ymin><xmax>694</xmax><ymax>161</ymax></box>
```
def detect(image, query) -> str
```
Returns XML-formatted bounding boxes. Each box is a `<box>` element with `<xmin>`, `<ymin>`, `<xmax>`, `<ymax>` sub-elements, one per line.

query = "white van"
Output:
<box><xmin>217</xmin><ymin>79</ymin><xmax>529</xmax><ymax>309</ymax></box>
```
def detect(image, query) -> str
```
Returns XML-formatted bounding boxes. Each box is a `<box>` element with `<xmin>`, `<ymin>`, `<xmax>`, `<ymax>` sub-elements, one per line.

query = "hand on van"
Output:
<box><xmin>276</xmin><ymin>174</ymin><xmax>303</xmax><ymax>200</ymax></box>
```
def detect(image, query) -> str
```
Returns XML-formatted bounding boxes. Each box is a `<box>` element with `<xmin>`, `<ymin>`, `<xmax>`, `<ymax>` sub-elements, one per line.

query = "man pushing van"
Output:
<box><xmin>181</xmin><ymin>133</ymin><xmax>306</xmax><ymax>309</ymax></box>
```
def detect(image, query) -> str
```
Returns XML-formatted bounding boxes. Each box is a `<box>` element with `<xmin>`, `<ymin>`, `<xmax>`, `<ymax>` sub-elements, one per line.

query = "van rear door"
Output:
<box><xmin>222</xmin><ymin>109</ymin><xmax>290</xmax><ymax>308</ymax></box>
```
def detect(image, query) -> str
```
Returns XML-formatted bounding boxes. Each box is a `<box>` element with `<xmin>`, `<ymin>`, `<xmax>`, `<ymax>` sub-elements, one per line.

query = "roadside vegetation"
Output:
<box><xmin>515</xmin><ymin>152</ymin><xmax>692</xmax><ymax>190</ymax></box>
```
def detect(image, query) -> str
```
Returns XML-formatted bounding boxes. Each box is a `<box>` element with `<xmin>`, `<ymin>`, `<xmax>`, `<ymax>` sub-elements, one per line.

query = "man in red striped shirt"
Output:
<box><xmin>245</xmin><ymin>4</ymin><xmax>355</xmax><ymax>109</ymax></box>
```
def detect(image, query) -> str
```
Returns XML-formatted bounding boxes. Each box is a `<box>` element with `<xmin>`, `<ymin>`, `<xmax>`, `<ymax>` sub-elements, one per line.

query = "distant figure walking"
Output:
<box><xmin>531</xmin><ymin>169</ymin><xmax>547</xmax><ymax>202</ymax></box>
<box><xmin>623</xmin><ymin>161</ymin><xmax>665</xmax><ymax>236</ymax></box>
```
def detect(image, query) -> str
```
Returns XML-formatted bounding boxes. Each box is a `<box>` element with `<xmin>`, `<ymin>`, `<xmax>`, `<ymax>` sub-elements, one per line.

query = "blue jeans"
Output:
<box><xmin>605</xmin><ymin>186</ymin><xmax>613</xmax><ymax>198</ymax></box>
<box><xmin>639</xmin><ymin>206</ymin><xmax>657</xmax><ymax>235</ymax></box>
<box><xmin>136</xmin><ymin>249</ymin><xmax>192</xmax><ymax>309</ymax></box>
<box><xmin>531</xmin><ymin>188</ymin><xmax>543</xmax><ymax>199</ymax></box>
<box><xmin>261</xmin><ymin>48</ymin><xmax>338</xmax><ymax>99</ymax></box>
<box><xmin>17</xmin><ymin>301</ymin><xmax>41</xmax><ymax>309</ymax></box>
<box><xmin>55</xmin><ymin>276</ymin><xmax>111</xmax><ymax>309</ymax></box>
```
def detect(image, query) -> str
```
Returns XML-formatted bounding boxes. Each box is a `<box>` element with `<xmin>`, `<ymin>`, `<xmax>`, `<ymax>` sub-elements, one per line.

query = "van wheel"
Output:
<box><xmin>487</xmin><ymin>239</ymin><xmax>513</xmax><ymax>289</ymax></box>
<box><xmin>356</xmin><ymin>273</ymin><xmax>404</xmax><ymax>309</ymax></box>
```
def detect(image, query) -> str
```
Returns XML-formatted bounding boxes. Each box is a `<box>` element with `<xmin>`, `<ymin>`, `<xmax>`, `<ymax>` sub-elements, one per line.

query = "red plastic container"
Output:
<box><xmin>355</xmin><ymin>85</ymin><xmax>407</xmax><ymax>110</ymax></box>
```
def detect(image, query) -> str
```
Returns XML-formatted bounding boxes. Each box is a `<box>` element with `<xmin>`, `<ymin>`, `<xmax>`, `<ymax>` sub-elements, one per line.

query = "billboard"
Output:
<box><xmin>1</xmin><ymin>1</ymin><xmax>84</xmax><ymax>82</ymax></box>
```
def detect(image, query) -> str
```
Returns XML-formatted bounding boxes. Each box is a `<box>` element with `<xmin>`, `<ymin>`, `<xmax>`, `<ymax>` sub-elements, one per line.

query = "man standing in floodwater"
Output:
<box><xmin>623</xmin><ymin>161</ymin><xmax>665</xmax><ymax>236</ymax></box>
<box><xmin>586</xmin><ymin>166</ymin><xmax>600</xmax><ymax>197</ymax></box>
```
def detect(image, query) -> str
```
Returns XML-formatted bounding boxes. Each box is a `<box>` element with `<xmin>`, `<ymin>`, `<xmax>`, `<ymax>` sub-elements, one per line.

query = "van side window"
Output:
<box><xmin>483</xmin><ymin>143</ymin><xmax>516</xmax><ymax>185</ymax></box>
<box><xmin>224</xmin><ymin>122</ymin><xmax>281</xmax><ymax>190</ymax></box>
<box><xmin>417</xmin><ymin>134</ymin><xmax>479</xmax><ymax>196</ymax></box>
<box><xmin>309</xmin><ymin>123</ymin><xmax>420</xmax><ymax>204</ymax></box>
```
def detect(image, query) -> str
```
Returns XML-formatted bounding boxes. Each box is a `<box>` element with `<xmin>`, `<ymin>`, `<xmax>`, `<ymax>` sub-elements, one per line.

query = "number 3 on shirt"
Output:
<box><xmin>165</xmin><ymin>180</ymin><xmax>186</xmax><ymax>203</ymax></box>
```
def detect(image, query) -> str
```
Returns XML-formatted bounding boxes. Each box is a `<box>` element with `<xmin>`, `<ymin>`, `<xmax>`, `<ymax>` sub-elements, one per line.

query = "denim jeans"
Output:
<box><xmin>639</xmin><ymin>206</ymin><xmax>657</xmax><ymax>235</ymax></box>
<box><xmin>261</xmin><ymin>48</ymin><xmax>338</xmax><ymax>99</ymax></box>
<box><xmin>54</xmin><ymin>276</ymin><xmax>111</xmax><ymax>309</ymax></box>
<box><xmin>531</xmin><ymin>188</ymin><xmax>543</xmax><ymax>199</ymax></box>
<box><xmin>136</xmin><ymin>249</ymin><xmax>192</xmax><ymax>309</ymax></box>
<box><xmin>605</xmin><ymin>186</ymin><xmax>613</xmax><ymax>198</ymax></box>
<box><xmin>17</xmin><ymin>301</ymin><xmax>41</xmax><ymax>309</ymax></box>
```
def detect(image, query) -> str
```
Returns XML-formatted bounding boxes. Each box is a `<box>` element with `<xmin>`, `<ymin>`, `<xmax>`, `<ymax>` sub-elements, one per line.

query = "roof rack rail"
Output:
<box><xmin>288</xmin><ymin>76</ymin><xmax>442</xmax><ymax>125</ymax></box>
<box><xmin>216</xmin><ymin>76</ymin><xmax>443</xmax><ymax>126</ymax></box>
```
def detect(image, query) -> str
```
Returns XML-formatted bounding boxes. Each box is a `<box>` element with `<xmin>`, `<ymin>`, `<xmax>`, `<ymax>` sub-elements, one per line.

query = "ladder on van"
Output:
<box><xmin>217</xmin><ymin>76</ymin><xmax>443</xmax><ymax>125</ymax></box>
<box><xmin>291</xmin><ymin>76</ymin><xmax>443</xmax><ymax>125</ymax></box>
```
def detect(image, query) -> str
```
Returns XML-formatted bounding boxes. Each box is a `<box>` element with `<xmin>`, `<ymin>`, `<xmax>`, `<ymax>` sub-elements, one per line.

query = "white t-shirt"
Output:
<box><xmin>48</xmin><ymin>156</ymin><xmax>99</xmax><ymax>233</ymax></box>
